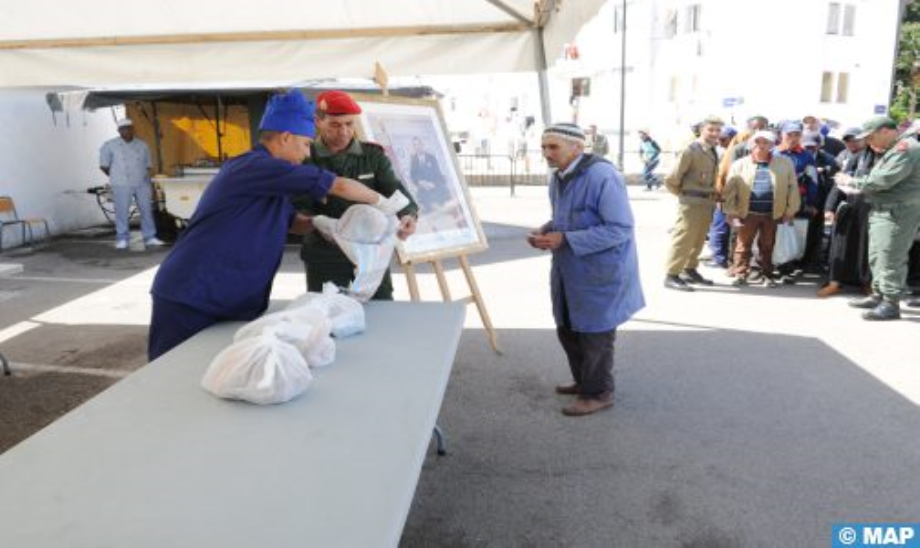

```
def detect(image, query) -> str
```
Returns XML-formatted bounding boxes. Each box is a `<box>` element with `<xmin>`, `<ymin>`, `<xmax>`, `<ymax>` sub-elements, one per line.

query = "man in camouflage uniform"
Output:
<box><xmin>663</xmin><ymin>115</ymin><xmax>724</xmax><ymax>291</ymax></box>
<box><xmin>835</xmin><ymin>116</ymin><xmax>920</xmax><ymax>320</ymax></box>
<box><xmin>294</xmin><ymin>90</ymin><xmax>419</xmax><ymax>300</ymax></box>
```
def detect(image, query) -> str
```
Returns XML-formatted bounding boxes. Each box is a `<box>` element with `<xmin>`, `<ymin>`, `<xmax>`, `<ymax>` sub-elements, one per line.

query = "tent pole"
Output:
<box><xmin>215</xmin><ymin>97</ymin><xmax>223</xmax><ymax>162</ymax></box>
<box><xmin>535</xmin><ymin>28</ymin><xmax>552</xmax><ymax>125</ymax></box>
<box><xmin>151</xmin><ymin>102</ymin><xmax>164</xmax><ymax>174</ymax></box>
<box><xmin>616</xmin><ymin>0</ymin><xmax>627</xmax><ymax>170</ymax></box>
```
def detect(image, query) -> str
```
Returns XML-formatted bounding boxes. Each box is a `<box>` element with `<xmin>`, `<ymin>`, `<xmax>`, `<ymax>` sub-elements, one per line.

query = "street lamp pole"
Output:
<box><xmin>617</xmin><ymin>0</ymin><xmax>627</xmax><ymax>170</ymax></box>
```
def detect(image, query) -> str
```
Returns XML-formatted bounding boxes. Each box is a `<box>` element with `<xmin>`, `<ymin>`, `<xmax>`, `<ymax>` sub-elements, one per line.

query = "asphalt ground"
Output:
<box><xmin>1</xmin><ymin>186</ymin><xmax>918</xmax><ymax>547</ymax></box>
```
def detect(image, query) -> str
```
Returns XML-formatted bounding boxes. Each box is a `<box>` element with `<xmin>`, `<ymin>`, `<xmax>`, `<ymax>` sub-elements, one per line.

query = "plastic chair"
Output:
<box><xmin>0</xmin><ymin>196</ymin><xmax>50</xmax><ymax>251</ymax></box>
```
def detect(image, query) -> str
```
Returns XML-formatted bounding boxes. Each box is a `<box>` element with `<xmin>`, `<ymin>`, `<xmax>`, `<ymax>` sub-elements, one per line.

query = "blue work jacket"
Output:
<box><xmin>778</xmin><ymin>147</ymin><xmax>820</xmax><ymax>209</ymax></box>
<box><xmin>151</xmin><ymin>146</ymin><xmax>335</xmax><ymax>319</ymax></box>
<box><xmin>546</xmin><ymin>155</ymin><xmax>645</xmax><ymax>332</ymax></box>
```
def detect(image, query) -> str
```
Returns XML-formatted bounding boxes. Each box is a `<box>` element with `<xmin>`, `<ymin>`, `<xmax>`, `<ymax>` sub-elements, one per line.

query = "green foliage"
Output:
<box><xmin>892</xmin><ymin>3</ymin><xmax>920</xmax><ymax>122</ymax></box>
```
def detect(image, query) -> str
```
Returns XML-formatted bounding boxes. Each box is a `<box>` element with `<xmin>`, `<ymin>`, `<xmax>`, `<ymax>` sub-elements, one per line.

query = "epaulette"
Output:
<box><xmin>361</xmin><ymin>141</ymin><xmax>384</xmax><ymax>151</ymax></box>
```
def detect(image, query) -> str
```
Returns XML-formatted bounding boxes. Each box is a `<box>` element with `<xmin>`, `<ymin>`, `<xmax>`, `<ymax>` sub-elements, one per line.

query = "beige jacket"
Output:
<box><xmin>664</xmin><ymin>140</ymin><xmax>719</xmax><ymax>203</ymax></box>
<box><xmin>722</xmin><ymin>154</ymin><xmax>800</xmax><ymax>220</ymax></box>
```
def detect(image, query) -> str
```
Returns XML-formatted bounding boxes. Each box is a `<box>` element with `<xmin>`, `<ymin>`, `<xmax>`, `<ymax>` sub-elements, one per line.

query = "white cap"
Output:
<box><xmin>750</xmin><ymin>130</ymin><xmax>776</xmax><ymax>144</ymax></box>
<box><xmin>116</xmin><ymin>118</ymin><xmax>133</xmax><ymax>128</ymax></box>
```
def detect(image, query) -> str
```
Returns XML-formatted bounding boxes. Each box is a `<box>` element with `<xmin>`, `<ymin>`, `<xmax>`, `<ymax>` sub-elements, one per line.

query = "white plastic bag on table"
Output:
<box><xmin>306</xmin><ymin>335</ymin><xmax>336</xmax><ymax>368</ymax></box>
<box><xmin>312</xmin><ymin>193</ymin><xmax>405</xmax><ymax>302</ymax></box>
<box><xmin>201</xmin><ymin>331</ymin><xmax>312</xmax><ymax>405</ymax></box>
<box><xmin>233</xmin><ymin>307</ymin><xmax>333</xmax><ymax>366</ymax></box>
<box><xmin>772</xmin><ymin>223</ymin><xmax>803</xmax><ymax>265</ymax></box>
<box><xmin>286</xmin><ymin>283</ymin><xmax>365</xmax><ymax>338</ymax></box>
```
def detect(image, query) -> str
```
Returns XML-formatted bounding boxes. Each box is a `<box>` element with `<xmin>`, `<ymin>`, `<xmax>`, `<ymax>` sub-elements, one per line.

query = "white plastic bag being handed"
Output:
<box><xmin>285</xmin><ymin>283</ymin><xmax>365</xmax><ymax>338</ymax></box>
<box><xmin>772</xmin><ymin>223</ymin><xmax>804</xmax><ymax>266</ymax></box>
<box><xmin>201</xmin><ymin>331</ymin><xmax>313</xmax><ymax>405</ymax></box>
<box><xmin>311</xmin><ymin>197</ymin><xmax>403</xmax><ymax>302</ymax></box>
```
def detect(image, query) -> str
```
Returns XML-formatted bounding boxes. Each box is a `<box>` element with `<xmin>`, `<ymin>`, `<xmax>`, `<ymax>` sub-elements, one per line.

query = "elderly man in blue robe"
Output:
<box><xmin>528</xmin><ymin>123</ymin><xmax>645</xmax><ymax>416</ymax></box>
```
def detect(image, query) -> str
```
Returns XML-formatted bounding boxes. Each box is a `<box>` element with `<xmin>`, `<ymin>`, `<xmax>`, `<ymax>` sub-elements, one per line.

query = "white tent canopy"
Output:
<box><xmin>0</xmin><ymin>0</ymin><xmax>604</xmax><ymax>87</ymax></box>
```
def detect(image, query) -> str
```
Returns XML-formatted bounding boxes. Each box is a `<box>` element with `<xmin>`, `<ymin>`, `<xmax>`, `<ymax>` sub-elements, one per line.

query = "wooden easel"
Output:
<box><xmin>373</xmin><ymin>61</ymin><xmax>500</xmax><ymax>354</ymax></box>
<box><xmin>401</xmin><ymin>256</ymin><xmax>501</xmax><ymax>355</ymax></box>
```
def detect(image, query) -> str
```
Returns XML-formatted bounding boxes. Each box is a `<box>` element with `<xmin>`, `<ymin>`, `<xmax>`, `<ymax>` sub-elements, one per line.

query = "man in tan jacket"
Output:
<box><xmin>663</xmin><ymin>116</ymin><xmax>724</xmax><ymax>291</ymax></box>
<box><xmin>722</xmin><ymin>130</ymin><xmax>800</xmax><ymax>286</ymax></box>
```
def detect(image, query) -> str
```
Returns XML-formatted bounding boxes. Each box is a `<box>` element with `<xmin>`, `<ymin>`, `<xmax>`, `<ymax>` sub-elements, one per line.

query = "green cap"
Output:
<box><xmin>856</xmin><ymin>116</ymin><xmax>897</xmax><ymax>139</ymax></box>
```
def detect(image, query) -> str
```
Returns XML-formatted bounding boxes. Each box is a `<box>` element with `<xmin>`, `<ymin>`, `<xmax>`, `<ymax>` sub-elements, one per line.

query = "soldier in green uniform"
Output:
<box><xmin>835</xmin><ymin>116</ymin><xmax>920</xmax><ymax>320</ymax></box>
<box><xmin>293</xmin><ymin>90</ymin><xmax>419</xmax><ymax>300</ymax></box>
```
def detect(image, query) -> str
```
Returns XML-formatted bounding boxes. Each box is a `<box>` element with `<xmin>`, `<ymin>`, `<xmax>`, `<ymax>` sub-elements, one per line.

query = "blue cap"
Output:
<box><xmin>781</xmin><ymin>121</ymin><xmax>804</xmax><ymax>134</ymax></box>
<box><xmin>720</xmin><ymin>126</ymin><xmax>737</xmax><ymax>139</ymax></box>
<box><xmin>259</xmin><ymin>90</ymin><xmax>316</xmax><ymax>137</ymax></box>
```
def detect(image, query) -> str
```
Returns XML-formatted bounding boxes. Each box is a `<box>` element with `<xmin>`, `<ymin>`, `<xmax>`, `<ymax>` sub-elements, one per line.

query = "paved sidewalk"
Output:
<box><xmin>1</xmin><ymin>186</ymin><xmax>918</xmax><ymax>546</ymax></box>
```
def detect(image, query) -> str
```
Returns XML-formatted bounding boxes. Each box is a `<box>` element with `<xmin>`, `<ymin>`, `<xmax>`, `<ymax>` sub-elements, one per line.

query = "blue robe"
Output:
<box><xmin>547</xmin><ymin>155</ymin><xmax>645</xmax><ymax>332</ymax></box>
<box><xmin>151</xmin><ymin>146</ymin><xmax>335</xmax><ymax>320</ymax></box>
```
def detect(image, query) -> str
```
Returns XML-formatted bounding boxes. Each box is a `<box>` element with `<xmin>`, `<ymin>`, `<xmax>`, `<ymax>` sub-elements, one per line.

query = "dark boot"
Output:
<box><xmin>862</xmin><ymin>301</ymin><xmax>901</xmax><ymax>321</ymax></box>
<box><xmin>664</xmin><ymin>275</ymin><xmax>694</xmax><ymax>292</ymax></box>
<box><xmin>681</xmin><ymin>268</ymin><xmax>714</xmax><ymax>286</ymax></box>
<box><xmin>906</xmin><ymin>297</ymin><xmax>920</xmax><ymax>308</ymax></box>
<box><xmin>849</xmin><ymin>294</ymin><xmax>883</xmax><ymax>309</ymax></box>
<box><xmin>554</xmin><ymin>383</ymin><xmax>581</xmax><ymax>395</ymax></box>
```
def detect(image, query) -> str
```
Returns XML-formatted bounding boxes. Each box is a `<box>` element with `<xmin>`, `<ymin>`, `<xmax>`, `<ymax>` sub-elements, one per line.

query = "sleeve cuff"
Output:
<box><xmin>311</xmin><ymin>169</ymin><xmax>337</xmax><ymax>201</ymax></box>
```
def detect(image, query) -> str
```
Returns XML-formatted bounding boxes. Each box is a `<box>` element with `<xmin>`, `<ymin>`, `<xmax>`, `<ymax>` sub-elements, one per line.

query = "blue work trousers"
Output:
<box><xmin>148</xmin><ymin>297</ymin><xmax>220</xmax><ymax>362</ymax></box>
<box><xmin>707</xmin><ymin>204</ymin><xmax>731</xmax><ymax>266</ymax></box>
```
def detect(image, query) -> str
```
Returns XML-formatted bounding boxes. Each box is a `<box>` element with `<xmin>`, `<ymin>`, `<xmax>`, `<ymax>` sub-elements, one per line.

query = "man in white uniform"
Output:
<box><xmin>99</xmin><ymin>118</ymin><xmax>164</xmax><ymax>249</ymax></box>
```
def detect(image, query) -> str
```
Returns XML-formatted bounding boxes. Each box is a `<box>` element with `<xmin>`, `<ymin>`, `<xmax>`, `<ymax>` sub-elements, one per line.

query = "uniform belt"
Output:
<box><xmin>681</xmin><ymin>190</ymin><xmax>714</xmax><ymax>199</ymax></box>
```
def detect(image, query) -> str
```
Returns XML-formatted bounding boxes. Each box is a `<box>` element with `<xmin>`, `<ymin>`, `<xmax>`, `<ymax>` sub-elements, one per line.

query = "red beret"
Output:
<box><xmin>316</xmin><ymin>91</ymin><xmax>362</xmax><ymax>115</ymax></box>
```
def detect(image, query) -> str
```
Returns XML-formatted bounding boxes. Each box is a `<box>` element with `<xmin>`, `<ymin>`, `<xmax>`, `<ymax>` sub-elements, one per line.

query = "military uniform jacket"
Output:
<box><xmin>295</xmin><ymin>139</ymin><xmax>419</xmax><ymax>264</ymax></box>
<box><xmin>852</xmin><ymin>137</ymin><xmax>920</xmax><ymax>206</ymax></box>
<box><xmin>664</xmin><ymin>140</ymin><xmax>720</xmax><ymax>203</ymax></box>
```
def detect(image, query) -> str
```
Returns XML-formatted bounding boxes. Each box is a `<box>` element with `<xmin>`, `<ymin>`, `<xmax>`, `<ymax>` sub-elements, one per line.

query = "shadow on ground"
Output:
<box><xmin>0</xmin><ymin>325</ymin><xmax>148</xmax><ymax>454</ymax></box>
<box><xmin>401</xmin><ymin>328</ymin><xmax>920</xmax><ymax>548</ymax></box>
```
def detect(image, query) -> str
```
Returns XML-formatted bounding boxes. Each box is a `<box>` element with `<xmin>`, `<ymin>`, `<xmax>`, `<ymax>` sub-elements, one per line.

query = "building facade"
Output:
<box><xmin>553</xmin><ymin>0</ymin><xmax>903</xmax><ymax>170</ymax></box>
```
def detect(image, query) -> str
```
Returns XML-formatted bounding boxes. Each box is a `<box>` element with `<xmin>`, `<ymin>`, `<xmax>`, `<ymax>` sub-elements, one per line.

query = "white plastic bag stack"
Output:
<box><xmin>234</xmin><ymin>306</ymin><xmax>334</xmax><ymax>366</ymax></box>
<box><xmin>285</xmin><ymin>283</ymin><xmax>365</xmax><ymax>338</ymax></box>
<box><xmin>312</xmin><ymin>191</ymin><xmax>409</xmax><ymax>302</ymax></box>
<box><xmin>201</xmin><ymin>329</ymin><xmax>313</xmax><ymax>405</ymax></box>
<box><xmin>201</xmin><ymin>284</ymin><xmax>365</xmax><ymax>405</ymax></box>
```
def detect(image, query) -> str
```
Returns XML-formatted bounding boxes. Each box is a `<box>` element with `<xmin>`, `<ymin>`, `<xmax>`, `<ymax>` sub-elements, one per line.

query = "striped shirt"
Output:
<box><xmin>749</xmin><ymin>162</ymin><xmax>774</xmax><ymax>213</ymax></box>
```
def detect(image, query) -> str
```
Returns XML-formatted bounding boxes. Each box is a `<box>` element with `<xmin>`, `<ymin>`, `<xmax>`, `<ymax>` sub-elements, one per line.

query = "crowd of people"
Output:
<box><xmin>661</xmin><ymin>113</ymin><xmax>920</xmax><ymax>321</ymax></box>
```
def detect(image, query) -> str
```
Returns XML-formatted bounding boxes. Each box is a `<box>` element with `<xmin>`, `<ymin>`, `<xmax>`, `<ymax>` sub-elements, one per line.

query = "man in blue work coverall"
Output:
<box><xmin>148</xmin><ymin>90</ymin><xmax>392</xmax><ymax>361</ymax></box>
<box><xmin>528</xmin><ymin>123</ymin><xmax>645</xmax><ymax>417</ymax></box>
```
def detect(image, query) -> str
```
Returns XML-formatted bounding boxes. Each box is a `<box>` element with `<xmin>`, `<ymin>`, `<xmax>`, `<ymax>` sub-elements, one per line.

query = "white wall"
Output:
<box><xmin>0</xmin><ymin>89</ymin><xmax>113</xmax><ymax>247</ymax></box>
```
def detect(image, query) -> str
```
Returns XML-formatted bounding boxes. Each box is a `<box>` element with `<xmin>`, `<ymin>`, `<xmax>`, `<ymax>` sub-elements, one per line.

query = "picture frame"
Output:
<box><xmin>350</xmin><ymin>94</ymin><xmax>488</xmax><ymax>264</ymax></box>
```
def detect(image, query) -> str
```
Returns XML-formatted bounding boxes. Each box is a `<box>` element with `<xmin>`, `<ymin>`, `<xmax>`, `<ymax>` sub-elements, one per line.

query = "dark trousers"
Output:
<box><xmin>148</xmin><ymin>297</ymin><xmax>221</xmax><ymax>362</ymax></box>
<box><xmin>556</xmin><ymin>326</ymin><xmax>616</xmax><ymax>397</ymax></box>
<box><xmin>733</xmin><ymin>213</ymin><xmax>777</xmax><ymax>276</ymax></box>
<box><xmin>642</xmin><ymin>159</ymin><xmax>660</xmax><ymax>189</ymax></box>
<box><xmin>802</xmin><ymin>213</ymin><xmax>825</xmax><ymax>268</ymax></box>
<box><xmin>707</xmin><ymin>204</ymin><xmax>731</xmax><ymax>265</ymax></box>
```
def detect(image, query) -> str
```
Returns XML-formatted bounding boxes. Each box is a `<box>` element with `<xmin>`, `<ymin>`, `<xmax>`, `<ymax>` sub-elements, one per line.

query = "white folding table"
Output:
<box><xmin>0</xmin><ymin>301</ymin><xmax>465</xmax><ymax>548</ymax></box>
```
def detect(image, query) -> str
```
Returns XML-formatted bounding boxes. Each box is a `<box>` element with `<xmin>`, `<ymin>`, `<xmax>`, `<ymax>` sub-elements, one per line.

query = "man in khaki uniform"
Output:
<box><xmin>835</xmin><ymin>116</ymin><xmax>920</xmax><ymax>320</ymax></box>
<box><xmin>663</xmin><ymin>116</ymin><xmax>724</xmax><ymax>291</ymax></box>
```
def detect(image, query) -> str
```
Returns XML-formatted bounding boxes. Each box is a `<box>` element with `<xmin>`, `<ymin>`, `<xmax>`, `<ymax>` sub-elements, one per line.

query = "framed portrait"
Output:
<box><xmin>351</xmin><ymin>94</ymin><xmax>488</xmax><ymax>264</ymax></box>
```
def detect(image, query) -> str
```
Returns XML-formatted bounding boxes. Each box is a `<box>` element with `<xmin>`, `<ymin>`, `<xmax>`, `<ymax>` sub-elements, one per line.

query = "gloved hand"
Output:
<box><xmin>373</xmin><ymin>191</ymin><xmax>411</xmax><ymax>216</ymax></box>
